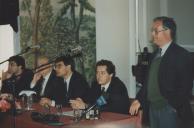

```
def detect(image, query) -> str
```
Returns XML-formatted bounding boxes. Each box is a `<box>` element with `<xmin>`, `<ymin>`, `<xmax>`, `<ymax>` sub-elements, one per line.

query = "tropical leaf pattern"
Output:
<box><xmin>19</xmin><ymin>0</ymin><xmax>96</xmax><ymax>83</ymax></box>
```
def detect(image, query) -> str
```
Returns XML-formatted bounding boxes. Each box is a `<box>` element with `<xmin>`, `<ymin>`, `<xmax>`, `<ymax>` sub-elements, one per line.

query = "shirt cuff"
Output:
<box><xmin>30</xmin><ymin>82</ymin><xmax>36</xmax><ymax>88</ymax></box>
<box><xmin>51</xmin><ymin>100</ymin><xmax>55</xmax><ymax>107</ymax></box>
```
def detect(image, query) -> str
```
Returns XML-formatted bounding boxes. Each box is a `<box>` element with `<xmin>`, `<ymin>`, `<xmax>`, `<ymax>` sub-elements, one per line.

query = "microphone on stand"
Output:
<box><xmin>78</xmin><ymin>92</ymin><xmax>109</xmax><ymax>121</ymax></box>
<box><xmin>68</xmin><ymin>46</ymin><xmax>82</xmax><ymax>53</ymax></box>
<box><xmin>0</xmin><ymin>45</ymin><xmax>41</xmax><ymax>65</ymax></box>
<box><xmin>67</xmin><ymin>46</ymin><xmax>82</xmax><ymax>57</ymax></box>
<box><xmin>24</xmin><ymin>45</ymin><xmax>40</xmax><ymax>52</ymax></box>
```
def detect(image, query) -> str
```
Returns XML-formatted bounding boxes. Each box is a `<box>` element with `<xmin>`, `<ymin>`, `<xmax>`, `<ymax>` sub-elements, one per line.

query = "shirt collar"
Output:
<box><xmin>160</xmin><ymin>41</ymin><xmax>172</xmax><ymax>56</ymax></box>
<box><xmin>43</xmin><ymin>71</ymin><xmax>52</xmax><ymax>80</ymax></box>
<box><xmin>64</xmin><ymin>72</ymin><xmax>73</xmax><ymax>85</ymax></box>
<box><xmin>101</xmin><ymin>81</ymin><xmax>111</xmax><ymax>92</ymax></box>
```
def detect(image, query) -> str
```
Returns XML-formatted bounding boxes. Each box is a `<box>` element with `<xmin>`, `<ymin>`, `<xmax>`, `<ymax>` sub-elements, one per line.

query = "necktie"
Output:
<box><xmin>64</xmin><ymin>80</ymin><xmax>67</xmax><ymax>93</ymax></box>
<box><xmin>101</xmin><ymin>87</ymin><xmax>105</xmax><ymax>94</ymax></box>
<box><xmin>64</xmin><ymin>80</ymin><xmax>69</xmax><ymax>102</ymax></box>
<box><xmin>154</xmin><ymin>48</ymin><xmax>162</xmax><ymax>60</ymax></box>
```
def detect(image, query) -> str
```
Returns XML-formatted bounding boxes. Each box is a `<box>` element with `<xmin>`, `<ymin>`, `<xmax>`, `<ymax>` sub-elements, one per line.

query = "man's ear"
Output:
<box><xmin>67</xmin><ymin>65</ymin><xmax>71</xmax><ymax>70</ymax></box>
<box><xmin>110</xmin><ymin>74</ymin><xmax>113</xmax><ymax>77</ymax></box>
<box><xmin>18</xmin><ymin>65</ymin><xmax>23</xmax><ymax>70</ymax></box>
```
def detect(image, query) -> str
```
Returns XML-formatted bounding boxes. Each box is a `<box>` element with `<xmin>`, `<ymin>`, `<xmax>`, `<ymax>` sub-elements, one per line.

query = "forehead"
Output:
<box><xmin>9</xmin><ymin>61</ymin><xmax>17</xmax><ymax>65</ymax></box>
<box><xmin>55</xmin><ymin>61</ymin><xmax>64</xmax><ymax>65</ymax></box>
<box><xmin>96</xmin><ymin>65</ymin><xmax>107</xmax><ymax>72</ymax></box>
<box><xmin>152</xmin><ymin>20</ymin><xmax>163</xmax><ymax>28</ymax></box>
<box><xmin>38</xmin><ymin>58</ymin><xmax>49</xmax><ymax>64</ymax></box>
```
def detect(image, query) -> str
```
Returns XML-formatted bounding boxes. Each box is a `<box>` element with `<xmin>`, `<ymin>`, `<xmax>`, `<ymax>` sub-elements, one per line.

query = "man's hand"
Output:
<box><xmin>31</xmin><ymin>73</ymin><xmax>42</xmax><ymax>84</ymax></box>
<box><xmin>39</xmin><ymin>97</ymin><xmax>52</xmax><ymax>106</ymax></box>
<box><xmin>129</xmin><ymin>100</ymin><xmax>141</xmax><ymax>115</ymax></box>
<box><xmin>69</xmin><ymin>98</ymin><xmax>86</xmax><ymax>109</ymax></box>
<box><xmin>2</xmin><ymin>70</ymin><xmax>12</xmax><ymax>81</ymax></box>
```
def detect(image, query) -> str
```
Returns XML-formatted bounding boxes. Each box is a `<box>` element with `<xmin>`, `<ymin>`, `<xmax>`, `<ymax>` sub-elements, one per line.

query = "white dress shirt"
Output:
<box><xmin>101</xmin><ymin>81</ymin><xmax>111</xmax><ymax>92</ymax></box>
<box><xmin>64</xmin><ymin>73</ymin><xmax>73</xmax><ymax>92</ymax></box>
<box><xmin>160</xmin><ymin>41</ymin><xmax>172</xmax><ymax>56</ymax></box>
<box><xmin>40</xmin><ymin>71</ymin><xmax>51</xmax><ymax>96</ymax></box>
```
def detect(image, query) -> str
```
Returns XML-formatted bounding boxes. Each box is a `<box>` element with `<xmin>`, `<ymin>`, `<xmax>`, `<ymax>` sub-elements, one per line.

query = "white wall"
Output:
<box><xmin>96</xmin><ymin>0</ymin><xmax>137</xmax><ymax>97</ymax></box>
<box><xmin>0</xmin><ymin>25</ymin><xmax>15</xmax><ymax>89</ymax></box>
<box><xmin>145</xmin><ymin>0</ymin><xmax>161</xmax><ymax>51</ymax></box>
<box><xmin>167</xmin><ymin>0</ymin><xmax>194</xmax><ymax>52</ymax></box>
<box><xmin>0</xmin><ymin>25</ymin><xmax>15</xmax><ymax>69</ymax></box>
<box><xmin>145</xmin><ymin>0</ymin><xmax>194</xmax><ymax>52</ymax></box>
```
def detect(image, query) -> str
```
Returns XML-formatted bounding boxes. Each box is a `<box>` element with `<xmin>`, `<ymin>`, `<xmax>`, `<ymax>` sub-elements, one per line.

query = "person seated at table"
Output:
<box><xmin>70</xmin><ymin>59</ymin><xmax>130</xmax><ymax>114</ymax></box>
<box><xmin>1</xmin><ymin>55</ymin><xmax>33</xmax><ymax>98</ymax></box>
<box><xmin>40</xmin><ymin>55</ymin><xmax>89</xmax><ymax>107</ymax></box>
<box><xmin>29</xmin><ymin>56</ymin><xmax>63</xmax><ymax>106</ymax></box>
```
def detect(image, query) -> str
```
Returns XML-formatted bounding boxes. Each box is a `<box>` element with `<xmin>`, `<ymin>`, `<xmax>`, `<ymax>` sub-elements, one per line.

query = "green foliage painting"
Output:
<box><xmin>19</xmin><ymin>0</ymin><xmax>96</xmax><ymax>83</ymax></box>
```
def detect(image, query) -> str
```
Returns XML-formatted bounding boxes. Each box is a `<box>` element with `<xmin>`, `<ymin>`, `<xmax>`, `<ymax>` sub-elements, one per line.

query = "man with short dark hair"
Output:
<box><xmin>70</xmin><ymin>59</ymin><xmax>130</xmax><ymax>114</ymax></box>
<box><xmin>40</xmin><ymin>55</ymin><xmax>89</xmax><ymax>107</ymax></box>
<box><xmin>1</xmin><ymin>55</ymin><xmax>33</xmax><ymax>97</ymax></box>
<box><xmin>129</xmin><ymin>16</ymin><xmax>193</xmax><ymax>128</ymax></box>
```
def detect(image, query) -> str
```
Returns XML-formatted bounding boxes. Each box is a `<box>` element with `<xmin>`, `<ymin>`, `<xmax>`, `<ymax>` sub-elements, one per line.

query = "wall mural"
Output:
<box><xmin>19</xmin><ymin>0</ymin><xmax>96</xmax><ymax>83</ymax></box>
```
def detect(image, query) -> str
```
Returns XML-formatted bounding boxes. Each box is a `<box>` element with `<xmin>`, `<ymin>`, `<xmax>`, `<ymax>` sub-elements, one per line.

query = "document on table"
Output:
<box><xmin>61</xmin><ymin>110</ymin><xmax>74</xmax><ymax>117</ymax></box>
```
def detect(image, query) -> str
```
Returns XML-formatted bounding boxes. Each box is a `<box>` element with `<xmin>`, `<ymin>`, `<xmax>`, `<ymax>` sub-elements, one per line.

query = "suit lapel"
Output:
<box><xmin>106</xmin><ymin>81</ymin><xmax>112</xmax><ymax>93</ymax></box>
<box><xmin>159</xmin><ymin>43</ymin><xmax>175</xmax><ymax>71</ymax></box>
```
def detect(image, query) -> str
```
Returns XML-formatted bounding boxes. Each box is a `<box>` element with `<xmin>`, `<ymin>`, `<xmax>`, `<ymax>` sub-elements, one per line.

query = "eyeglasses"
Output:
<box><xmin>151</xmin><ymin>28</ymin><xmax>168</xmax><ymax>34</ymax></box>
<box><xmin>54</xmin><ymin>64</ymin><xmax>64</xmax><ymax>69</ymax></box>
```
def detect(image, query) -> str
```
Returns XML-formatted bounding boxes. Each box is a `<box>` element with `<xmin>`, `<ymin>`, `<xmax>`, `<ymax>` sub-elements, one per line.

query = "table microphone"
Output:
<box><xmin>78</xmin><ymin>93</ymin><xmax>109</xmax><ymax>121</ymax></box>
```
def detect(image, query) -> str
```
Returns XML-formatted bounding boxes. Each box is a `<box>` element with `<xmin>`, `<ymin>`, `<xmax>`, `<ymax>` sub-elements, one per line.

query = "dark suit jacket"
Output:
<box><xmin>86</xmin><ymin>77</ymin><xmax>129</xmax><ymax>114</ymax></box>
<box><xmin>55</xmin><ymin>71</ymin><xmax>89</xmax><ymax>106</ymax></box>
<box><xmin>1</xmin><ymin>69</ymin><xmax>33</xmax><ymax>98</ymax></box>
<box><xmin>30</xmin><ymin>70</ymin><xmax>63</xmax><ymax>101</ymax></box>
<box><xmin>137</xmin><ymin>42</ymin><xmax>193</xmax><ymax>120</ymax></box>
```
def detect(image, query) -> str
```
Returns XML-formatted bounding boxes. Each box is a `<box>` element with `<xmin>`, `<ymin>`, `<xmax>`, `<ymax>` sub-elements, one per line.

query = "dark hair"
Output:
<box><xmin>96</xmin><ymin>59</ymin><xmax>116</xmax><ymax>77</ymax></box>
<box><xmin>154</xmin><ymin>16</ymin><xmax>177</xmax><ymax>41</ymax></box>
<box><xmin>55</xmin><ymin>56</ymin><xmax>75</xmax><ymax>71</ymax></box>
<box><xmin>8</xmin><ymin>55</ymin><xmax>26</xmax><ymax>69</ymax></box>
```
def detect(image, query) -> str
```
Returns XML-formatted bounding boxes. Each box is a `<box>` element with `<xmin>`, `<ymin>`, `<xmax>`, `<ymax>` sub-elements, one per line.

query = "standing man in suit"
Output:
<box><xmin>1</xmin><ymin>55</ymin><xmax>33</xmax><ymax>98</ymax></box>
<box><xmin>70</xmin><ymin>59</ymin><xmax>129</xmax><ymax>114</ymax></box>
<box><xmin>30</xmin><ymin>56</ymin><xmax>63</xmax><ymax>106</ymax></box>
<box><xmin>41</xmin><ymin>55</ymin><xmax>89</xmax><ymax>107</ymax></box>
<box><xmin>129</xmin><ymin>16</ymin><xmax>193</xmax><ymax>128</ymax></box>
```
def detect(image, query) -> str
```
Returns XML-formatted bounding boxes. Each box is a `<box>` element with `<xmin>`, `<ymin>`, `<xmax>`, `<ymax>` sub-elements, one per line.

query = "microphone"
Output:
<box><xmin>0</xmin><ymin>45</ymin><xmax>40</xmax><ymax>65</ymax></box>
<box><xmin>68</xmin><ymin>46</ymin><xmax>82</xmax><ymax>53</ymax></box>
<box><xmin>67</xmin><ymin>46</ymin><xmax>82</xmax><ymax>57</ymax></box>
<box><xmin>29</xmin><ymin>45</ymin><xmax>40</xmax><ymax>49</ymax></box>
<box><xmin>27</xmin><ymin>45</ymin><xmax>40</xmax><ymax>50</ymax></box>
<box><xmin>24</xmin><ymin>45</ymin><xmax>40</xmax><ymax>52</ymax></box>
<box><xmin>79</xmin><ymin>93</ymin><xmax>109</xmax><ymax>120</ymax></box>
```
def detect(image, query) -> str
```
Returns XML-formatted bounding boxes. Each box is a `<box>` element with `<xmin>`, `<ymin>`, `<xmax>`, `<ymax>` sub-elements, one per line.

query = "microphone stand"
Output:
<box><xmin>0</xmin><ymin>47</ymin><xmax>31</xmax><ymax>65</ymax></box>
<box><xmin>77</xmin><ymin>104</ymin><xmax>96</xmax><ymax>122</ymax></box>
<box><xmin>6</xmin><ymin>75</ymin><xmax>17</xmax><ymax>128</ymax></box>
<box><xmin>31</xmin><ymin>50</ymin><xmax>82</xmax><ymax>74</ymax></box>
<box><xmin>12</xmin><ymin>77</ymin><xmax>16</xmax><ymax>128</ymax></box>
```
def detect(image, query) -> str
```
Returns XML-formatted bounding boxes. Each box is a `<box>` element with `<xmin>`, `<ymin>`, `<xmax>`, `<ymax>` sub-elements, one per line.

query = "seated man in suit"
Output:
<box><xmin>1</xmin><ymin>55</ymin><xmax>33</xmax><ymax>98</ymax></box>
<box><xmin>40</xmin><ymin>55</ymin><xmax>89</xmax><ymax>107</ymax></box>
<box><xmin>30</xmin><ymin>56</ymin><xmax>63</xmax><ymax>106</ymax></box>
<box><xmin>70</xmin><ymin>59</ymin><xmax>130</xmax><ymax>114</ymax></box>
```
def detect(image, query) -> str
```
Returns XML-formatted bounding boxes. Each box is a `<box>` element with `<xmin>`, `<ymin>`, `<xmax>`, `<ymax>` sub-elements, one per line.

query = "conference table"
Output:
<box><xmin>1</xmin><ymin>104</ymin><xmax>142</xmax><ymax>128</ymax></box>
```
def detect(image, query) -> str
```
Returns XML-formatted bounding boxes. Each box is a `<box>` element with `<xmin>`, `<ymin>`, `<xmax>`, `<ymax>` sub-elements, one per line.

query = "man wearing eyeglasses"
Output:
<box><xmin>40</xmin><ymin>55</ymin><xmax>89</xmax><ymax>107</ymax></box>
<box><xmin>129</xmin><ymin>16</ymin><xmax>193</xmax><ymax>128</ymax></box>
